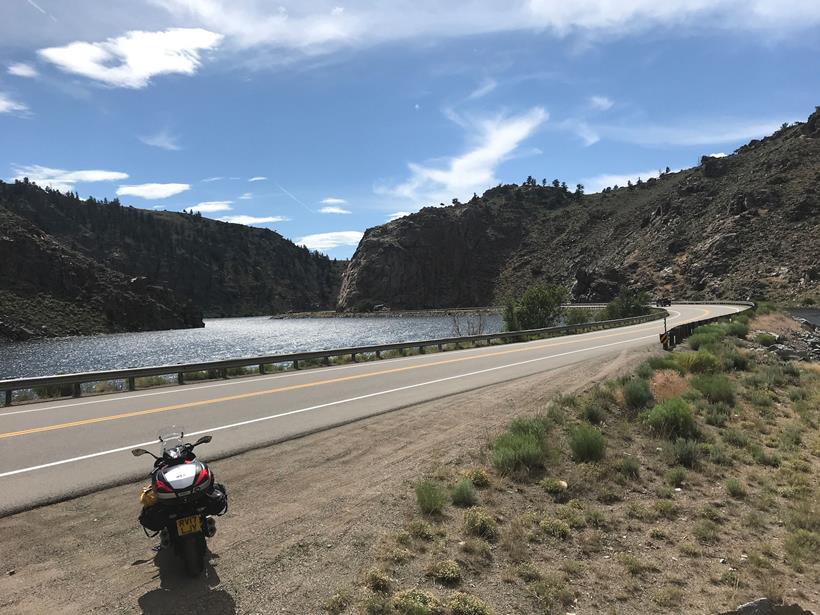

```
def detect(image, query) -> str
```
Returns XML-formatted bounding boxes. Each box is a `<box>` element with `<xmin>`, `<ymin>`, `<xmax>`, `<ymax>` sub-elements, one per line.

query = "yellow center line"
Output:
<box><xmin>0</xmin><ymin>314</ymin><xmax>697</xmax><ymax>441</ymax></box>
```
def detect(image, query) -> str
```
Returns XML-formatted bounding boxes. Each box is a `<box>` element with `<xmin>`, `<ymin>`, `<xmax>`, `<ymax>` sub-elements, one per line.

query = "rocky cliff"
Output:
<box><xmin>338</xmin><ymin>108</ymin><xmax>820</xmax><ymax>310</ymax></box>
<box><xmin>0</xmin><ymin>181</ymin><xmax>346</xmax><ymax>339</ymax></box>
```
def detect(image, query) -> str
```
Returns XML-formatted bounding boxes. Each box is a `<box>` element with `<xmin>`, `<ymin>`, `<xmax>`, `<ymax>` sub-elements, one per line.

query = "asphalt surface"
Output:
<box><xmin>0</xmin><ymin>304</ymin><xmax>743</xmax><ymax>515</ymax></box>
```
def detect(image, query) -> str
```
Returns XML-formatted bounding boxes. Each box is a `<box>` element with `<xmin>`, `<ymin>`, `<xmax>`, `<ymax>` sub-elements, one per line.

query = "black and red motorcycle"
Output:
<box><xmin>132</xmin><ymin>429</ymin><xmax>228</xmax><ymax>576</ymax></box>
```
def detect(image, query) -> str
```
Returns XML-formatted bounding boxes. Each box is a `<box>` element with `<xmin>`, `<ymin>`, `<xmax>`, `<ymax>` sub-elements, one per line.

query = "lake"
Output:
<box><xmin>0</xmin><ymin>314</ymin><xmax>502</xmax><ymax>379</ymax></box>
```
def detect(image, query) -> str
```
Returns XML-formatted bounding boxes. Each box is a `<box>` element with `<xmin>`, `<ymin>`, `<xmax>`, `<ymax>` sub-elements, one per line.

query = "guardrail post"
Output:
<box><xmin>128</xmin><ymin>377</ymin><xmax>135</xmax><ymax>392</ymax></box>
<box><xmin>259</xmin><ymin>364</ymin><xmax>266</xmax><ymax>375</ymax></box>
<box><xmin>72</xmin><ymin>383</ymin><xmax>82</xmax><ymax>398</ymax></box>
<box><xmin>419</xmin><ymin>345</ymin><xmax>425</xmax><ymax>354</ymax></box>
<box><xmin>438</xmin><ymin>343</ymin><xmax>443</xmax><ymax>352</ymax></box>
<box><xmin>221</xmin><ymin>369</ymin><xmax>229</xmax><ymax>379</ymax></box>
<box><xmin>351</xmin><ymin>352</ymin><xmax>357</xmax><ymax>362</ymax></box>
<box><xmin>177</xmin><ymin>372</ymin><xmax>185</xmax><ymax>385</ymax></box>
<box><xmin>375</xmin><ymin>350</ymin><xmax>381</xmax><ymax>359</ymax></box>
<box><xmin>4</xmin><ymin>390</ymin><xmax>11</xmax><ymax>407</ymax></box>
<box><xmin>293</xmin><ymin>359</ymin><xmax>300</xmax><ymax>370</ymax></box>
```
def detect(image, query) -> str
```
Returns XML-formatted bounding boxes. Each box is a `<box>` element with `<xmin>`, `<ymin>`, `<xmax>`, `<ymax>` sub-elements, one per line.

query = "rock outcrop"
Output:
<box><xmin>338</xmin><ymin>108</ymin><xmax>820</xmax><ymax>310</ymax></box>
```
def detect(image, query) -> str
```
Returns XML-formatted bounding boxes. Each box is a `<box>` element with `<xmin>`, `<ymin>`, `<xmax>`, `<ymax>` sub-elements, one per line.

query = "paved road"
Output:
<box><xmin>0</xmin><ymin>304</ymin><xmax>743</xmax><ymax>515</ymax></box>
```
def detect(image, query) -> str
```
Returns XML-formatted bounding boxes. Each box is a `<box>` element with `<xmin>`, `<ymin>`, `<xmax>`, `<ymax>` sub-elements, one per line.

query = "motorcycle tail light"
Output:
<box><xmin>155</xmin><ymin>477</ymin><xmax>173</xmax><ymax>493</ymax></box>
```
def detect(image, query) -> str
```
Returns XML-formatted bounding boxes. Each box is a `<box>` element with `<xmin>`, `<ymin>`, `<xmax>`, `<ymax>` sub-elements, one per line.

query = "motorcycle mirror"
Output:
<box><xmin>193</xmin><ymin>435</ymin><xmax>212</xmax><ymax>446</ymax></box>
<box><xmin>131</xmin><ymin>448</ymin><xmax>150</xmax><ymax>457</ymax></box>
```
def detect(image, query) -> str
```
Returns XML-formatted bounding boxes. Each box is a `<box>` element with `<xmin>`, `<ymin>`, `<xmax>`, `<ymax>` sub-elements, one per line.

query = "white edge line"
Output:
<box><xmin>0</xmin><ymin>310</ymin><xmax>686</xmax><ymax>418</ymax></box>
<box><xmin>0</xmin><ymin>331</ymin><xmax>659</xmax><ymax>479</ymax></box>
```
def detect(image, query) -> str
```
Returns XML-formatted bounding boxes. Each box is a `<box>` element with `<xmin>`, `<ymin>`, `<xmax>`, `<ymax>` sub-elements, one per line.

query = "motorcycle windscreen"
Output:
<box><xmin>158</xmin><ymin>424</ymin><xmax>185</xmax><ymax>453</ymax></box>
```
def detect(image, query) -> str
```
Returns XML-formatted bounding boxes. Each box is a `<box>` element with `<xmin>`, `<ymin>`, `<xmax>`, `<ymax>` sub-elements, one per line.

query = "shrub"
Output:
<box><xmin>415</xmin><ymin>480</ymin><xmax>447</xmax><ymax>515</ymax></box>
<box><xmin>530</xmin><ymin>574</ymin><xmax>575</xmax><ymax>609</ymax></box>
<box><xmin>407</xmin><ymin>519</ymin><xmax>434</xmax><ymax>541</ymax></box>
<box><xmin>580</xmin><ymin>390</ymin><xmax>610</xmax><ymax>424</ymax></box>
<box><xmin>365</xmin><ymin>568</ymin><xmax>392</xmax><ymax>593</ymax></box>
<box><xmin>785</xmin><ymin>530</ymin><xmax>820</xmax><ymax>570</ymax></box>
<box><xmin>603</xmin><ymin>287</ymin><xmax>650</xmax><ymax>319</ymax></box>
<box><xmin>323</xmin><ymin>590</ymin><xmax>352</xmax><ymax>614</ymax></box>
<box><xmin>451</xmin><ymin>479</ymin><xmax>478</xmax><ymax>507</ymax></box>
<box><xmin>705</xmin><ymin>402</ymin><xmax>731</xmax><ymax>427</ymax></box>
<box><xmin>647</xmin><ymin>355</ymin><xmax>684</xmax><ymax>373</ymax></box>
<box><xmin>667</xmin><ymin>438</ymin><xmax>699</xmax><ymax>468</ymax></box>
<box><xmin>361</xmin><ymin>594</ymin><xmax>392</xmax><ymax>615</ymax></box>
<box><xmin>694</xmin><ymin>519</ymin><xmax>719</xmax><ymax>544</ymax></box>
<box><xmin>722</xmin><ymin>350</ymin><xmax>749</xmax><ymax>371</ymax></box>
<box><xmin>726</xmin><ymin>321</ymin><xmax>749</xmax><ymax>338</ymax></box>
<box><xmin>392</xmin><ymin>589</ymin><xmax>442</xmax><ymax>615</ymax></box>
<box><xmin>655</xmin><ymin>499</ymin><xmax>678</xmax><ymax>519</ymax></box>
<box><xmin>688</xmin><ymin>332</ymin><xmax>722</xmax><ymax>351</ymax></box>
<box><xmin>540</xmin><ymin>517</ymin><xmax>571</xmax><ymax>539</ymax></box>
<box><xmin>463</xmin><ymin>468</ymin><xmax>490</xmax><ymax>488</ymax></box>
<box><xmin>780</xmin><ymin>424</ymin><xmax>802</xmax><ymax>451</ymax></box>
<box><xmin>540</xmin><ymin>477</ymin><xmax>568</xmax><ymax>494</ymax></box>
<box><xmin>676</xmin><ymin>351</ymin><xmax>721</xmax><ymax>374</ymax></box>
<box><xmin>750</xmin><ymin>444</ymin><xmax>781</xmax><ymax>467</ymax></box>
<box><xmin>623</xmin><ymin>379</ymin><xmax>653</xmax><ymax>412</ymax></box>
<box><xmin>756</xmin><ymin>333</ymin><xmax>777</xmax><ymax>347</ymax></box>
<box><xmin>564</xmin><ymin>307</ymin><xmax>593</xmax><ymax>325</ymax></box>
<box><xmin>464</xmin><ymin>508</ymin><xmax>498</xmax><ymax>540</ymax></box>
<box><xmin>665</xmin><ymin>467</ymin><xmax>687</xmax><ymax>487</ymax></box>
<box><xmin>568</xmin><ymin>425</ymin><xmax>606</xmax><ymax>462</ymax></box>
<box><xmin>492</xmin><ymin>417</ymin><xmax>550</xmax><ymax>477</ymax></box>
<box><xmin>618</xmin><ymin>456</ymin><xmax>641</xmax><ymax>480</ymax></box>
<box><xmin>643</xmin><ymin>397</ymin><xmax>698</xmax><ymax>439</ymax></box>
<box><xmin>723</xmin><ymin>429</ymin><xmax>749</xmax><ymax>448</ymax></box>
<box><xmin>505</xmin><ymin>285</ymin><xmax>567</xmax><ymax>331</ymax></box>
<box><xmin>726</xmin><ymin>479</ymin><xmax>746</xmax><ymax>499</ymax></box>
<box><xmin>692</xmin><ymin>374</ymin><xmax>735</xmax><ymax>404</ymax></box>
<box><xmin>447</xmin><ymin>593</ymin><xmax>494</xmax><ymax>615</ymax></box>
<box><xmin>426</xmin><ymin>559</ymin><xmax>461</xmax><ymax>586</ymax></box>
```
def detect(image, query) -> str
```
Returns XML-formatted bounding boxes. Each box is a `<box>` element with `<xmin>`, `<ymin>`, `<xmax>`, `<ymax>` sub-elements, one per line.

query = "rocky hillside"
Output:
<box><xmin>0</xmin><ymin>181</ymin><xmax>346</xmax><ymax>339</ymax></box>
<box><xmin>338</xmin><ymin>108</ymin><xmax>820</xmax><ymax>311</ymax></box>
<box><xmin>0</xmin><ymin>205</ymin><xmax>203</xmax><ymax>340</ymax></box>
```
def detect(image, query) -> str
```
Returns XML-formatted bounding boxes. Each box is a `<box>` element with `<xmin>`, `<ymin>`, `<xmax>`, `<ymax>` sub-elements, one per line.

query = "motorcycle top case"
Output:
<box><xmin>153</xmin><ymin>460</ymin><xmax>213</xmax><ymax>501</ymax></box>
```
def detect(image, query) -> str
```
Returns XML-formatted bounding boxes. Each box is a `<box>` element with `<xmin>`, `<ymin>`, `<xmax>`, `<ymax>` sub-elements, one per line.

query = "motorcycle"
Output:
<box><xmin>132</xmin><ymin>428</ymin><xmax>228</xmax><ymax>577</ymax></box>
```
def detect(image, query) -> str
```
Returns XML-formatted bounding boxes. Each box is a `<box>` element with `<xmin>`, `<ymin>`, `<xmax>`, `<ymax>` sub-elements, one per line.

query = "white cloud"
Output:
<box><xmin>38</xmin><ymin>28</ymin><xmax>223</xmax><ymax>88</ymax></box>
<box><xmin>8</xmin><ymin>63</ymin><xmax>38</xmax><ymax>78</ymax></box>
<box><xmin>467</xmin><ymin>77</ymin><xmax>497</xmax><ymax>100</ymax></box>
<box><xmin>248</xmin><ymin>176</ymin><xmax>267</xmax><ymax>182</ymax></box>
<box><xmin>320</xmin><ymin>197</ymin><xmax>347</xmax><ymax>204</ymax></box>
<box><xmin>11</xmin><ymin>164</ymin><xmax>129</xmax><ymax>192</ymax></box>
<box><xmin>117</xmin><ymin>182</ymin><xmax>190</xmax><ymax>199</ymax></box>
<box><xmin>599</xmin><ymin>118</ymin><xmax>783</xmax><ymax>146</ymax></box>
<box><xmin>319</xmin><ymin>206</ymin><xmax>352</xmax><ymax>214</ymax></box>
<box><xmin>297</xmin><ymin>231</ymin><xmax>363</xmax><ymax>250</ymax></box>
<box><xmin>384</xmin><ymin>106</ymin><xmax>547</xmax><ymax>205</ymax></box>
<box><xmin>217</xmin><ymin>215</ymin><xmax>289</xmax><ymax>225</ymax></box>
<box><xmin>187</xmin><ymin>200</ymin><xmax>232</xmax><ymax>213</ymax></box>
<box><xmin>707</xmin><ymin>152</ymin><xmax>727</xmax><ymax>158</ymax></box>
<box><xmin>0</xmin><ymin>92</ymin><xmax>28</xmax><ymax>114</ymax></box>
<box><xmin>238</xmin><ymin>192</ymin><xmax>253</xmax><ymax>200</ymax></box>
<box><xmin>583</xmin><ymin>168</ymin><xmax>668</xmax><ymax>193</ymax></box>
<box><xmin>388</xmin><ymin>211</ymin><xmax>411</xmax><ymax>221</ymax></box>
<box><xmin>588</xmin><ymin>95</ymin><xmax>613</xmax><ymax>111</ymax></box>
<box><xmin>139</xmin><ymin>129</ymin><xmax>181</xmax><ymax>150</ymax></box>
<box><xmin>202</xmin><ymin>176</ymin><xmax>224</xmax><ymax>182</ymax></box>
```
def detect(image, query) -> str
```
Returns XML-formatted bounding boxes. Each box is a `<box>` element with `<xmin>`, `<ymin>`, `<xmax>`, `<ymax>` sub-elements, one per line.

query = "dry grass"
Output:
<box><xmin>650</xmin><ymin>369</ymin><xmax>689</xmax><ymax>401</ymax></box>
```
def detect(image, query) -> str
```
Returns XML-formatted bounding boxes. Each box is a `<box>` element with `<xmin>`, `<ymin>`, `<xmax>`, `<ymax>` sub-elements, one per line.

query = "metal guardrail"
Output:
<box><xmin>1</xmin><ymin>309</ymin><xmax>668</xmax><ymax>406</ymax></box>
<box><xmin>660</xmin><ymin>301</ymin><xmax>756</xmax><ymax>350</ymax></box>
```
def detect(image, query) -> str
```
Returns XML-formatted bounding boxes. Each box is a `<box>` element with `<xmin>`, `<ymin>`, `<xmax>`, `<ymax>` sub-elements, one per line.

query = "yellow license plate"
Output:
<box><xmin>176</xmin><ymin>515</ymin><xmax>202</xmax><ymax>536</ymax></box>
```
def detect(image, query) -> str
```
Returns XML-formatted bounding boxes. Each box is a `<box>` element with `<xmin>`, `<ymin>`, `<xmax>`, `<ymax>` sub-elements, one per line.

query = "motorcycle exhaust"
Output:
<box><xmin>205</xmin><ymin>516</ymin><xmax>216</xmax><ymax>538</ymax></box>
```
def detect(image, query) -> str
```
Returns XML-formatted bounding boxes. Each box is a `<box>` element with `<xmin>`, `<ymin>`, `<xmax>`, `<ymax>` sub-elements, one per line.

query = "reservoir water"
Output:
<box><xmin>0</xmin><ymin>314</ymin><xmax>502</xmax><ymax>379</ymax></box>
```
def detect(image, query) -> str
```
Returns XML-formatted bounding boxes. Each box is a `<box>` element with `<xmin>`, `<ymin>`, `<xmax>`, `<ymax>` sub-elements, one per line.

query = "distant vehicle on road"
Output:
<box><xmin>372</xmin><ymin>304</ymin><xmax>390</xmax><ymax>312</ymax></box>
<box><xmin>655</xmin><ymin>297</ymin><xmax>672</xmax><ymax>307</ymax></box>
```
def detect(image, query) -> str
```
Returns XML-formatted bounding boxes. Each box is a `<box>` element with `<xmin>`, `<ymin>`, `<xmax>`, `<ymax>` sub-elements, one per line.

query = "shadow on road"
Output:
<box><xmin>137</xmin><ymin>548</ymin><xmax>235</xmax><ymax>615</ymax></box>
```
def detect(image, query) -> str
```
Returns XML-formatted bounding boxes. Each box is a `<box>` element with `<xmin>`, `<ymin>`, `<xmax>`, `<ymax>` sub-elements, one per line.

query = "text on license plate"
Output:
<box><xmin>176</xmin><ymin>515</ymin><xmax>202</xmax><ymax>536</ymax></box>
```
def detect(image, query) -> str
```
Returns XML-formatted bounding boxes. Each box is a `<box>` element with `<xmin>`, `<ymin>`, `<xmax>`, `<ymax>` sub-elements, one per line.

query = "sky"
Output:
<box><xmin>1</xmin><ymin>1</ymin><xmax>818</xmax><ymax>259</ymax></box>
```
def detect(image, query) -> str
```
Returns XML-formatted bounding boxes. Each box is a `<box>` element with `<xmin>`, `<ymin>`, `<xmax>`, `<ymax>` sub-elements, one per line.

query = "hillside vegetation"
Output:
<box><xmin>338</xmin><ymin>109</ymin><xmax>820</xmax><ymax>311</ymax></box>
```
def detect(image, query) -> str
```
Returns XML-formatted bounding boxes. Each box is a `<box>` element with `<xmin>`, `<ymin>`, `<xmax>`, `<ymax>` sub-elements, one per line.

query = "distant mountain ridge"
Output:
<box><xmin>0</xmin><ymin>181</ymin><xmax>345</xmax><ymax>339</ymax></box>
<box><xmin>338</xmin><ymin>108</ymin><xmax>820</xmax><ymax>310</ymax></box>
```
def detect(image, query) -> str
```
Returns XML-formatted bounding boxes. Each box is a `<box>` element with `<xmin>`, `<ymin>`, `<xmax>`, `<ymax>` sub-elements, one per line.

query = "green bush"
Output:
<box><xmin>665</xmin><ymin>466</ymin><xmax>687</xmax><ymax>487</ymax></box>
<box><xmin>692</xmin><ymin>374</ymin><xmax>735</xmax><ymax>404</ymax></box>
<box><xmin>618</xmin><ymin>456</ymin><xmax>641</xmax><ymax>480</ymax></box>
<box><xmin>643</xmin><ymin>397</ymin><xmax>698</xmax><ymax>439</ymax></box>
<box><xmin>464</xmin><ymin>507</ymin><xmax>498</xmax><ymax>540</ymax></box>
<box><xmin>365</xmin><ymin>567</ymin><xmax>392</xmax><ymax>593</ymax></box>
<box><xmin>540</xmin><ymin>517</ymin><xmax>571</xmax><ymax>539</ymax></box>
<box><xmin>492</xmin><ymin>417</ymin><xmax>551</xmax><ymax>477</ymax></box>
<box><xmin>704</xmin><ymin>402</ymin><xmax>731</xmax><ymax>427</ymax></box>
<box><xmin>580</xmin><ymin>389</ymin><xmax>611</xmax><ymax>424</ymax></box>
<box><xmin>667</xmin><ymin>438</ymin><xmax>699</xmax><ymax>468</ymax></box>
<box><xmin>415</xmin><ymin>480</ymin><xmax>447</xmax><ymax>515</ymax></box>
<box><xmin>504</xmin><ymin>285</ymin><xmax>567</xmax><ymax>331</ymax></box>
<box><xmin>726</xmin><ymin>479</ymin><xmax>746</xmax><ymax>499</ymax></box>
<box><xmin>750</xmin><ymin>444</ymin><xmax>781</xmax><ymax>467</ymax></box>
<box><xmin>603</xmin><ymin>287</ymin><xmax>651</xmax><ymax>320</ymax></box>
<box><xmin>564</xmin><ymin>307</ymin><xmax>593</xmax><ymax>325</ymax></box>
<box><xmin>756</xmin><ymin>333</ymin><xmax>777</xmax><ymax>347</ymax></box>
<box><xmin>688</xmin><ymin>332</ymin><xmax>722</xmax><ymax>351</ymax></box>
<box><xmin>568</xmin><ymin>424</ymin><xmax>606</xmax><ymax>462</ymax></box>
<box><xmin>726</xmin><ymin>321</ymin><xmax>749</xmax><ymax>338</ymax></box>
<box><xmin>721</xmin><ymin>350</ymin><xmax>749</xmax><ymax>371</ymax></box>
<box><xmin>447</xmin><ymin>592</ymin><xmax>494</xmax><ymax>615</ymax></box>
<box><xmin>451</xmin><ymin>479</ymin><xmax>478</xmax><ymax>507</ymax></box>
<box><xmin>463</xmin><ymin>468</ymin><xmax>490</xmax><ymax>488</ymax></box>
<box><xmin>722</xmin><ymin>429</ymin><xmax>749</xmax><ymax>448</ymax></box>
<box><xmin>676</xmin><ymin>351</ymin><xmax>721</xmax><ymax>374</ymax></box>
<box><xmin>393</xmin><ymin>589</ymin><xmax>442</xmax><ymax>615</ymax></box>
<box><xmin>623</xmin><ymin>378</ymin><xmax>653</xmax><ymax>412</ymax></box>
<box><xmin>426</xmin><ymin>559</ymin><xmax>461</xmax><ymax>585</ymax></box>
<box><xmin>646</xmin><ymin>355</ymin><xmax>684</xmax><ymax>374</ymax></box>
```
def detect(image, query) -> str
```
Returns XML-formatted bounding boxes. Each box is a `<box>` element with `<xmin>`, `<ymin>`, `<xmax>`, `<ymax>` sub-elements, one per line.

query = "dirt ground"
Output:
<box><xmin>0</xmin><ymin>349</ymin><xmax>645</xmax><ymax>615</ymax></box>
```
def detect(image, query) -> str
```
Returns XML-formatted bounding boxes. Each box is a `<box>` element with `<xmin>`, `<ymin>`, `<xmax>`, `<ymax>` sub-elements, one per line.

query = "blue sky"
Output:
<box><xmin>1</xmin><ymin>1</ymin><xmax>818</xmax><ymax>258</ymax></box>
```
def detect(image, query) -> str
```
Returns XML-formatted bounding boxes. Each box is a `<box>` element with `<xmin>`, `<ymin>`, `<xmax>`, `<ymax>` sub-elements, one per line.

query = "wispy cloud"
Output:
<box><xmin>186</xmin><ymin>200</ymin><xmax>232</xmax><ymax>213</ymax></box>
<box><xmin>598</xmin><ymin>118</ymin><xmax>784</xmax><ymax>146</ymax></box>
<box><xmin>248</xmin><ymin>176</ymin><xmax>267</xmax><ymax>182</ymax></box>
<box><xmin>38</xmin><ymin>28</ymin><xmax>223</xmax><ymax>88</ymax></box>
<box><xmin>11</xmin><ymin>164</ymin><xmax>128</xmax><ymax>192</ymax></box>
<box><xmin>297</xmin><ymin>231</ymin><xmax>363</xmax><ymax>250</ymax></box>
<box><xmin>583</xmin><ymin>168</ymin><xmax>668</xmax><ymax>193</ymax></box>
<box><xmin>0</xmin><ymin>92</ymin><xmax>28</xmax><ymax>114</ymax></box>
<box><xmin>202</xmin><ymin>176</ymin><xmax>224</xmax><ymax>182</ymax></box>
<box><xmin>383</xmin><ymin>106</ymin><xmax>547</xmax><ymax>205</ymax></box>
<box><xmin>388</xmin><ymin>211</ymin><xmax>411</xmax><ymax>222</ymax></box>
<box><xmin>588</xmin><ymin>95</ymin><xmax>613</xmax><ymax>111</ymax></box>
<box><xmin>319</xmin><ymin>206</ymin><xmax>351</xmax><ymax>214</ymax></box>
<box><xmin>7</xmin><ymin>63</ymin><xmax>38</xmax><ymax>78</ymax></box>
<box><xmin>467</xmin><ymin>77</ymin><xmax>497</xmax><ymax>100</ymax></box>
<box><xmin>117</xmin><ymin>182</ymin><xmax>190</xmax><ymax>199</ymax></box>
<box><xmin>139</xmin><ymin>129</ymin><xmax>181</xmax><ymax>151</ymax></box>
<box><xmin>238</xmin><ymin>192</ymin><xmax>253</xmax><ymax>200</ymax></box>
<box><xmin>321</xmin><ymin>197</ymin><xmax>347</xmax><ymax>204</ymax></box>
<box><xmin>217</xmin><ymin>215</ymin><xmax>289</xmax><ymax>226</ymax></box>
<box><xmin>707</xmin><ymin>152</ymin><xmax>727</xmax><ymax>158</ymax></box>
